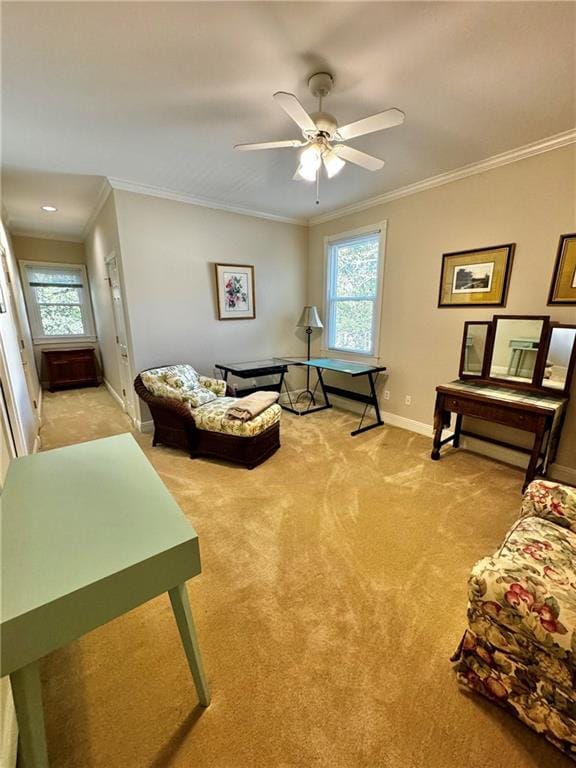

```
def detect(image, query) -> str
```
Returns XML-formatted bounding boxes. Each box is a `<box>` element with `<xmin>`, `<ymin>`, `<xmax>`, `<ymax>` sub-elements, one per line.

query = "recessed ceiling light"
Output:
<box><xmin>41</xmin><ymin>205</ymin><xmax>58</xmax><ymax>212</ymax></box>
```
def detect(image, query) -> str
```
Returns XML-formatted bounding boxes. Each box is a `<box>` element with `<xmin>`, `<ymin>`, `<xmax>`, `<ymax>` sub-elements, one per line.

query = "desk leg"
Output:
<box><xmin>524</xmin><ymin>420</ymin><xmax>547</xmax><ymax>491</ymax></box>
<box><xmin>10</xmin><ymin>661</ymin><xmax>49</xmax><ymax>768</ymax></box>
<box><xmin>168</xmin><ymin>584</ymin><xmax>211</xmax><ymax>707</ymax></box>
<box><xmin>453</xmin><ymin>414</ymin><xmax>463</xmax><ymax>448</ymax></box>
<box><xmin>431</xmin><ymin>401</ymin><xmax>446</xmax><ymax>460</ymax></box>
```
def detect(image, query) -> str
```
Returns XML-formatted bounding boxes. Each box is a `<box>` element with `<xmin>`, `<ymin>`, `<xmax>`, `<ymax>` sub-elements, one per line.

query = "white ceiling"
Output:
<box><xmin>2</xmin><ymin>1</ymin><xmax>575</xmax><ymax>237</ymax></box>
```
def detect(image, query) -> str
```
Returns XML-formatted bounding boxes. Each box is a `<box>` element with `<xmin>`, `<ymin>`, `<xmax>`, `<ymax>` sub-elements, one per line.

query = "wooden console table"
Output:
<box><xmin>431</xmin><ymin>380</ymin><xmax>567</xmax><ymax>489</ymax></box>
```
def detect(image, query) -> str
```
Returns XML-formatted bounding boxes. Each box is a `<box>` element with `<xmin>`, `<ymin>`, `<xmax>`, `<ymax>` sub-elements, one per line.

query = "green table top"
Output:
<box><xmin>1</xmin><ymin>434</ymin><xmax>199</xmax><ymax>664</ymax></box>
<box><xmin>297</xmin><ymin>357</ymin><xmax>385</xmax><ymax>375</ymax></box>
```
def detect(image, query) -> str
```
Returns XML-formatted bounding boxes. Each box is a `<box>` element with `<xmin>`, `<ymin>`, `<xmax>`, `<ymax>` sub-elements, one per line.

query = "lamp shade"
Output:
<box><xmin>297</xmin><ymin>305</ymin><xmax>323</xmax><ymax>329</ymax></box>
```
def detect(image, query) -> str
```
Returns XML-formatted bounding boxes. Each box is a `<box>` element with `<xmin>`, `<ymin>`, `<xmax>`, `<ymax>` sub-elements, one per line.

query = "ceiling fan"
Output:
<box><xmin>234</xmin><ymin>72</ymin><xmax>405</xmax><ymax>202</ymax></box>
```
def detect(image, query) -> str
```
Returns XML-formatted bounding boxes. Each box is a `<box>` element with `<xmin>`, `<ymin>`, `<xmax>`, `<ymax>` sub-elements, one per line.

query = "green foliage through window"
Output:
<box><xmin>328</xmin><ymin>232</ymin><xmax>381</xmax><ymax>354</ymax></box>
<box><xmin>25</xmin><ymin>265</ymin><xmax>91</xmax><ymax>339</ymax></box>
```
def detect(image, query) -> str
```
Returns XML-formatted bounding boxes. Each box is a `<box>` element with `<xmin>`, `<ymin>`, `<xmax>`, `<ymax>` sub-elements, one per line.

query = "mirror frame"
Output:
<box><xmin>485</xmin><ymin>314</ymin><xmax>550</xmax><ymax>389</ymax></box>
<box><xmin>457</xmin><ymin>315</ymin><xmax>576</xmax><ymax>396</ymax></box>
<box><xmin>540</xmin><ymin>322</ymin><xmax>576</xmax><ymax>397</ymax></box>
<box><xmin>459</xmin><ymin>321</ymin><xmax>492</xmax><ymax>379</ymax></box>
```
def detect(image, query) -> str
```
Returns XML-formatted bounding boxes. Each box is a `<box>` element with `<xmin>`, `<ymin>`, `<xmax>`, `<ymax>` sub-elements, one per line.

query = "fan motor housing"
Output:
<box><xmin>307</xmin><ymin>111</ymin><xmax>338</xmax><ymax>140</ymax></box>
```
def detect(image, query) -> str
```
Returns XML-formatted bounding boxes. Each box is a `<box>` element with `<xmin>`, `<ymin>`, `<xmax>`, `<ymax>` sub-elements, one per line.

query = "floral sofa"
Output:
<box><xmin>134</xmin><ymin>364</ymin><xmax>281</xmax><ymax>468</ymax></box>
<box><xmin>453</xmin><ymin>480</ymin><xmax>576</xmax><ymax>760</ymax></box>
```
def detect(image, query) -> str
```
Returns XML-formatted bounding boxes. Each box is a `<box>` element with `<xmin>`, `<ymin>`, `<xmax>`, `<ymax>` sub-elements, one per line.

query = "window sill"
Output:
<box><xmin>32</xmin><ymin>337</ymin><xmax>97</xmax><ymax>347</ymax></box>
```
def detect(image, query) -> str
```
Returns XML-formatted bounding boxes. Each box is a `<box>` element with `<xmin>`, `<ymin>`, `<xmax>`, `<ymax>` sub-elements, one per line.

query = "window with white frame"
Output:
<box><xmin>21</xmin><ymin>262</ymin><xmax>96</xmax><ymax>343</ymax></box>
<box><xmin>325</xmin><ymin>226</ymin><xmax>385</xmax><ymax>356</ymax></box>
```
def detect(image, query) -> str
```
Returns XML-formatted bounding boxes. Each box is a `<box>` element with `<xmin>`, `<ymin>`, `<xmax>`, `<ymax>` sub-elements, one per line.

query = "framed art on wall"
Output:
<box><xmin>548</xmin><ymin>233</ymin><xmax>576</xmax><ymax>305</ymax></box>
<box><xmin>215</xmin><ymin>263</ymin><xmax>255</xmax><ymax>320</ymax></box>
<box><xmin>438</xmin><ymin>244</ymin><xmax>515</xmax><ymax>307</ymax></box>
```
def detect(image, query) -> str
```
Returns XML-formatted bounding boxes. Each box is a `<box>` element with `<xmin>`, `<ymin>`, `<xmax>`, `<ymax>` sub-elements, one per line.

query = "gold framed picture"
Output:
<box><xmin>214</xmin><ymin>263</ymin><xmax>256</xmax><ymax>320</ymax></box>
<box><xmin>438</xmin><ymin>244</ymin><xmax>515</xmax><ymax>307</ymax></box>
<box><xmin>548</xmin><ymin>233</ymin><xmax>576</xmax><ymax>305</ymax></box>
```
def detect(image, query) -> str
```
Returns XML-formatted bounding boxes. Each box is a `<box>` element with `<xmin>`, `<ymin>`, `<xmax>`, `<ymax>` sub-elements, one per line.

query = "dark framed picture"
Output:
<box><xmin>548</xmin><ymin>233</ymin><xmax>576</xmax><ymax>305</ymax></box>
<box><xmin>438</xmin><ymin>244</ymin><xmax>515</xmax><ymax>307</ymax></box>
<box><xmin>214</xmin><ymin>263</ymin><xmax>255</xmax><ymax>320</ymax></box>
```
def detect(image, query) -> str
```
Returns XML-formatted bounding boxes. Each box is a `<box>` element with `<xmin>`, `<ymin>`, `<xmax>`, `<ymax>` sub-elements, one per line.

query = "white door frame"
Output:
<box><xmin>105</xmin><ymin>252</ymin><xmax>135</xmax><ymax>422</ymax></box>
<box><xmin>0</xmin><ymin>247</ymin><xmax>40</xmax><ymax>430</ymax></box>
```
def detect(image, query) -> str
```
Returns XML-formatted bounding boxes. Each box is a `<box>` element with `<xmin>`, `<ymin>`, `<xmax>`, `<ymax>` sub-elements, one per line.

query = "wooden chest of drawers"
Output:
<box><xmin>42</xmin><ymin>348</ymin><xmax>98</xmax><ymax>391</ymax></box>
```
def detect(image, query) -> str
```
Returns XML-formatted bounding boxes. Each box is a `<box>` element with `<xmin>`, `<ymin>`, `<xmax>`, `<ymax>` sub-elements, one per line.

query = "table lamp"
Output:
<box><xmin>297</xmin><ymin>305</ymin><xmax>323</xmax><ymax>360</ymax></box>
<box><xmin>297</xmin><ymin>305</ymin><xmax>323</xmax><ymax>403</ymax></box>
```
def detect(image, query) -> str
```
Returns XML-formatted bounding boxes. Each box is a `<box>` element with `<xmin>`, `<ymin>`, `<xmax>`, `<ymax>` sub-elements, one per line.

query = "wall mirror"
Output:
<box><xmin>488</xmin><ymin>316</ymin><xmax>547</xmax><ymax>384</ymax></box>
<box><xmin>459</xmin><ymin>321</ymin><xmax>490</xmax><ymax>378</ymax></box>
<box><xmin>542</xmin><ymin>325</ymin><xmax>576</xmax><ymax>394</ymax></box>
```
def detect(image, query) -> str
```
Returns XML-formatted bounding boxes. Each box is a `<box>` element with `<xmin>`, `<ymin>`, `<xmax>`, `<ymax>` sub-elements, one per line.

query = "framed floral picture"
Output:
<box><xmin>438</xmin><ymin>244</ymin><xmax>515</xmax><ymax>307</ymax></box>
<box><xmin>548</xmin><ymin>233</ymin><xmax>576</xmax><ymax>305</ymax></box>
<box><xmin>214</xmin><ymin>263</ymin><xmax>255</xmax><ymax>320</ymax></box>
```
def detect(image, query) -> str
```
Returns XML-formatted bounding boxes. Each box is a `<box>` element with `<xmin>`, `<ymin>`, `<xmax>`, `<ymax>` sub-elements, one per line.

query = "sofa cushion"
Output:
<box><xmin>141</xmin><ymin>365</ymin><xmax>218</xmax><ymax>407</ymax></box>
<box><xmin>469</xmin><ymin>515</ymin><xmax>576</xmax><ymax>658</ymax></box>
<box><xmin>198</xmin><ymin>375</ymin><xmax>227</xmax><ymax>397</ymax></box>
<box><xmin>192</xmin><ymin>397</ymin><xmax>281</xmax><ymax>437</ymax></box>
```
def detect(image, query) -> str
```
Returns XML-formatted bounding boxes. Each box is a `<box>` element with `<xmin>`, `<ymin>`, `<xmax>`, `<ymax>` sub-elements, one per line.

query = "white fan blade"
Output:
<box><xmin>235</xmin><ymin>139</ymin><xmax>305</xmax><ymax>151</ymax></box>
<box><xmin>337</xmin><ymin>108</ymin><xmax>405</xmax><ymax>141</ymax></box>
<box><xmin>333</xmin><ymin>144</ymin><xmax>384</xmax><ymax>171</ymax></box>
<box><xmin>273</xmin><ymin>92</ymin><xmax>317</xmax><ymax>132</ymax></box>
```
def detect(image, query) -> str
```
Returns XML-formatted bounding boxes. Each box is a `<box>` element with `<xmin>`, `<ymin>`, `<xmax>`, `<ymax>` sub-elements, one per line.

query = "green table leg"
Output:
<box><xmin>10</xmin><ymin>661</ymin><xmax>49</xmax><ymax>768</ymax></box>
<box><xmin>168</xmin><ymin>584</ymin><xmax>211</xmax><ymax>706</ymax></box>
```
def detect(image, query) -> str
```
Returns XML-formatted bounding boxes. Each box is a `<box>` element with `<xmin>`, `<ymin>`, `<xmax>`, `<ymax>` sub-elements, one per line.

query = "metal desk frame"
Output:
<box><xmin>281</xmin><ymin>358</ymin><xmax>387</xmax><ymax>436</ymax></box>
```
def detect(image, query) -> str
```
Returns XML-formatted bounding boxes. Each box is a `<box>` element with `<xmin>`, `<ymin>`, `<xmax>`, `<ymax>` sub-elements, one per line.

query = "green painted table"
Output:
<box><xmin>0</xmin><ymin>434</ymin><xmax>210</xmax><ymax>768</ymax></box>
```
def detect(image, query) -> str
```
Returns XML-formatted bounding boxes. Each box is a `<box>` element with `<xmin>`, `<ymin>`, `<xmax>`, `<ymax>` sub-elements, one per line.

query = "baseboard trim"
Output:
<box><xmin>456</xmin><ymin>436</ymin><xmax>575</xmax><ymax>485</ymax></box>
<box><xmin>36</xmin><ymin>386</ymin><xmax>43</xmax><ymax>425</ymax></box>
<box><xmin>104</xmin><ymin>379</ymin><xmax>125</xmax><ymax>410</ymax></box>
<box><xmin>327</xmin><ymin>393</ymin><xmax>433</xmax><ymax>437</ymax></box>
<box><xmin>137</xmin><ymin>419</ymin><xmax>154</xmax><ymax>434</ymax></box>
<box><xmin>547</xmin><ymin>464</ymin><xmax>576</xmax><ymax>486</ymax></box>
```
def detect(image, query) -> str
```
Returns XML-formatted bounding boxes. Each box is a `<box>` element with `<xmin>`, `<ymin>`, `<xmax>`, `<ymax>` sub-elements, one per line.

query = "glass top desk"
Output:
<box><xmin>216</xmin><ymin>357</ymin><xmax>387</xmax><ymax>436</ymax></box>
<box><xmin>214</xmin><ymin>359</ymin><xmax>290</xmax><ymax>396</ymax></box>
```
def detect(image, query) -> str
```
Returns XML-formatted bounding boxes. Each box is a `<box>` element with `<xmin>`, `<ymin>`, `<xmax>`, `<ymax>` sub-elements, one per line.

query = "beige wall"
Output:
<box><xmin>113</xmin><ymin>189</ymin><xmax>308</xmax><ymax>421</ymax></box>
<box><xmin>308</xmin><ymin>145</ymin><xmax>576</xmax><ymax>469</ymax></box>
<box><xmin>12</xmin><ymin>234</ymin><xmax>85</xmax><ymax>264</ymax></box>
<box><xmin>84</xmin><ymin>192</ymin><xmax>123</xmax><ymax>396</ymax></box>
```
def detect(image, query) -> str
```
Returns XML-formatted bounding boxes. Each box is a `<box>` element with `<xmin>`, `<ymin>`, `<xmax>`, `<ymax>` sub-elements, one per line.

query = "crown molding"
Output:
<box><xmin>8</xmin><ymin>228</ymin><xmax>84</xmax><ymax>243</ymax></box>
<box><xmin>82</xmin><ymin>178</ymin><xmax>112</xmax><ymax>239</ymax></box>
<box><xmin>107</xmin><ymin>177</ymin><xmax>307</xmax><ymax>226</ymax></box>
<box><xmin>308</xmin><ymin>128</ymin><xmax>576</xmax><ymax>225</ymax></box>
<box><xmin>1</xmin><ymin>203</ymin><xmax>13</xmax><ymax>229</ymax></box>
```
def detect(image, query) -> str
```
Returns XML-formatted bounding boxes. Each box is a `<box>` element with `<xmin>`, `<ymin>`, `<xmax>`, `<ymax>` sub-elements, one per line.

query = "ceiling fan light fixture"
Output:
<box><xmin>295</xmin><ymin>162</ymin><xmax>318</xmax><ymax>182</ymax></box>
<box><xmin>296</xmin><ymin>142</ymin><xmax>322</xmax><ymax>181</ymax></box>
<box><xmin>300</xmin><ymin>143</ymin><xmax>322</xmax><ymax>169</ymax></box>
<box><xmin>322</xmin><ymin>148</ymin><xmax>345</xmax><ymax>178</ymax></box>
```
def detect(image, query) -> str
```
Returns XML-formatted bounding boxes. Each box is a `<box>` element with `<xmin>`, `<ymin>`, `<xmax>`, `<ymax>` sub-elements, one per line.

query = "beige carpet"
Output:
<box><xmin>37</xmin><ymin>386</ymin><xmax>571</xmax><ymax>768</ymax></box>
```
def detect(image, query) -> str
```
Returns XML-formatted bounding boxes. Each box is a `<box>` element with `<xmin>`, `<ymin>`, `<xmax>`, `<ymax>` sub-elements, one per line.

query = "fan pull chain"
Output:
<box><xmin>316</xmin><ymin>169</ymin><xmax>320</xmax><ymax>205</ymax></box>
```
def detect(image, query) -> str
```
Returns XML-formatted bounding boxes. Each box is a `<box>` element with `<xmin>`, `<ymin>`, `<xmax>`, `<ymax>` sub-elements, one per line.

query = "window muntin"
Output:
<box><xmin>326</xmin><ymin>231</ymin><xmax>382</xmax><ymax>355</ymax></box>
<box><xmin>22</xmin><ymin>263</ymin><xmax>95</xmax><ymax>342</ymax></box>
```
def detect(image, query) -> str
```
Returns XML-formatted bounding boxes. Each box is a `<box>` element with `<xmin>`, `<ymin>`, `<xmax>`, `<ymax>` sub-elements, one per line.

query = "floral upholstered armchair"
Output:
<box><xmin>134</xmin><ymin>364</ymin><xmax>281</xmax><ymax>468</ymax></box>
<box><xmin>453</xmin><ymin>480</ymin><xmax>576</xmax><ymax>760</ymax></box>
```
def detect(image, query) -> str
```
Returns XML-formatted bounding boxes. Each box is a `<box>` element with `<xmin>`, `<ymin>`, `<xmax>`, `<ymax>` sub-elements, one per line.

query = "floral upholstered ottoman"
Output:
<box><xmin>134</xmin><ymin>364</ymin><xmax>281</xmax><ymax>468</ymax></box>
<box><xmin>453</xmin><ymin>481</ymin><xmax>576</xmax><ymax>760</ymax></box>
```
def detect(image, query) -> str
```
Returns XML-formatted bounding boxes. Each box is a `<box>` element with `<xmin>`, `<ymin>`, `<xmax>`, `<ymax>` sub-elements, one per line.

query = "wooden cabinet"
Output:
<box><xmin>42</xmin><ymin>348</ymin><xmax>98</xmax><ymax>391</ymax></box>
